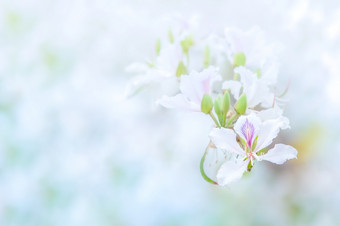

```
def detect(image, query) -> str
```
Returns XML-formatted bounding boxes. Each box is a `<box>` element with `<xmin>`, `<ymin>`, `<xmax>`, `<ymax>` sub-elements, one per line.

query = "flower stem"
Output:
<box><xmin>209</xmin><ymin>111</ymin><xmax>220</xmax><ymax>127</ymax></box>
<box><xmin>226</xmin><ymin>113</ymin><xmax>238</xmax><ymax>128</ymax></box>
<box><xmin>200</xmin><ymin>141</ymin><xmax>218</xmax><ymax>185</ymax></box>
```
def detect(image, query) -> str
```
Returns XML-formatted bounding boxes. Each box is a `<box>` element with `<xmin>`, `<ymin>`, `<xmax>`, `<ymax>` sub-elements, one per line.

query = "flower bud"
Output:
<box><xmin>234</xmin><ymin>93</ymin><xmax>247</xmax><ymax>115</ymax></box>
<box><xmin>176</xmin><ymin>61</ymin><xmax>187</xmax><ymax>77</ymax></box>
<box><xmin>233</xmin><ymin>52</ymin><xmax>246</xmax><ymax>67</ymax></box>
<box><xmin>201</xmin><ymin>94</ymin><xmax>213</xmax><ymax>114</ymax></box>
<box><xmin>214</xmin><ymin>95</ymin><xmax>227</xmax><ymax>126</ymax></box>
<box><xmin>222</xmin><ymin>91</ymin><xmax>230</xmax><ymax>113</ymax></box>
<box><xmin>204</xmin><ymin>45</ymin><xmax>210</xmax><ymax>68</ymax></box>
<box><xmin>168</xmin><ymin>29</ymin><xmax>174</xmax><ymax>43</ymax></box>
<box><xmin>155</xmin><ymin>38</ymin><xmax>161</xmax><ymax>56</ymax></box>
<box><xmin>181</xmin><ymin>35</ymin><xmax>194</xmax><ymax>55</ymax></box>
<box><xmin>256</xmin><ymin>68</ymin><xmax>261</xmax><ymax>78</ymax></box>
<box><xmin>214</xmin><ymin>95</ymin><xmax>222</xmax><ymax>115</ymax></box>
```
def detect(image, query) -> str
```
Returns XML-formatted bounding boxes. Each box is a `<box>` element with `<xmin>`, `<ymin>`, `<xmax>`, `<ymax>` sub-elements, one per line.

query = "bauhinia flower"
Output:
<box><xmin>225</xmin><ymin>26</ymin><xmax>278</xmax><ymax>70</ymax></box>
<box><xmin>223</xmin><ymin>66</ymin><xmax>275</xmax><ymax>109</ymax></box>
<box><xmin>158</xmin><ymin>66</ymin><xmax>220</xmax><ymax>111</ymax></box>
<box><xmin>209</xmin><ymin>114</ymin><xmax>297</xmax><ymax>186</ymax></box>
<box><xmin>127</xmin><ymin>22</ymin><xmax>297</xmax><ymax>187</ymax></box>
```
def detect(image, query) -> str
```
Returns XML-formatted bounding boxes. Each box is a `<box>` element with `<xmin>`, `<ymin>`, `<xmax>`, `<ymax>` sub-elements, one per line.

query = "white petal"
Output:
<box><xmin>222</xmin><ymin>80</ymin><xmax>241</xmax><ymax>99</ymax></box>
<box><xmin>180</xmin><ymin>67</ymin><xmax>220</xmax><ymax>105</ymax></box>
<box><xmin>158</xmin><ymin>94</ymin><xmax>200</xmax><ymax>111</ymax></box>
<box><xmin>125</xmin><ymin>62</ymin><xmax>149</xmax><ymax>73</ymax></box>
<box><xmin>235</xmin><ymin>66</ymin><xmax>274</xmax><ymax>108</ymax></box>
<box><xmin>203</xmin><ymin>148</ymin><xmax>230</xmax><ymax>181</ymax></box>
<box><xmin>217</xmin><ymin>159</ymin><xmax>248</xmax><ymax>186</ymax></box>
<box><xmin>209</xmin><ymin>128</ymin><xmax>244</xmax><ymax>155</ymax></box>
<box><xmin>257</xmin><ymin>144</ymin><xmax>297</xmax><ymax>164</ymax></box>
<box><xmin>125</xmin><ymin>74</ymin><xmax>161</xmax><ymax>98</ymax></box>
<box><xmin>260</xmin><ymin>61</ymin><xmax>278</xmax><ymax>86</ymax></box>
<box><xmin>234</xmin><ymin>114</ymin><xmax>261</xmax><ymax>143</ymax></box>
<box><xmin>256</xmin><ymin>107</ymin><xmax>290</xmax><ymax>130</ymax></box>
<box><xmin>255</xmin><ymin>118</ymin><xmax>284</xmax><ymax>151</ymax></box>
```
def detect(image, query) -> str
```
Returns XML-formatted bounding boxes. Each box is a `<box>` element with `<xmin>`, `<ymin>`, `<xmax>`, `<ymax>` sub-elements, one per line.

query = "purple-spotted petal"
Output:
<box><xmin>234</xmin><ymin>114</ymin><xmax>261</xmax><ymax>147</ymax></box>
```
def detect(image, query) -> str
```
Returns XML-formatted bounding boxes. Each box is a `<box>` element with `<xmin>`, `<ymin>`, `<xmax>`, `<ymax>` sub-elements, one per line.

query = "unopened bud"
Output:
<box><xmin>181</xmin><ymin>35</ymin><xmax>194</xmax><ymax>55</ymax></box>
<box><xmin>222</xmin><ymin>91</ymin><xmax>230</xmax><ymax>113</ymax></box>
<box><xmin>204</xmin><ymin>45</ymin><xmax>210</xmax><ymax>68</ymax></box>
<box><xmin>201</xmin><ymin>94</ymin><xmax>213</xmax><ymax>114</ymax></box>
<box><xmin>234</xmin><ymin>93</ymin><xmax>247</xmax><ymax>115</ymax></box>
<box><xmin>155</xmin><ymin>39</ymin><xmax>161</xmax><ymax>56</ymax></box>
<box><xmin>176</xmin><ymin>61</ymin><xmax>187</xmax><ymax>77</ymax></box>
<box><xmin>214</xmin><ymin>95</ymin><xmax>227</xmax><ymax>126</ymax></box>
<box><xmin>168</xmin><ymin>29</ymin><xmax>174</xmax><ymax>43</ymax></box>
<box><xmin>256</xmin><ymin>68</ymin><xmax>261</xmax><ymax>78</ymax></box>
<box><xmin>233</xmin><ymin>52</ymin><xmax>246</xmax><ymax>67</ymax></box>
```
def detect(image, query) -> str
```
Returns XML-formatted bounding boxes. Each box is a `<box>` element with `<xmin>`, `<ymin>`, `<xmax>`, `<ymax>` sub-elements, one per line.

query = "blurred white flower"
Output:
<box><xmin>209</xmin><ymin>114</ymin><xmax>297</xmax><ymax>186</ymax></box>
<box><xmin>223</xmin><ymin>66</ymin><xmax>275</xmax><ymax>109</ymax></box>
<box><xmin>225</xmin><ymin>26</ymin><xmax>278</xmax><ymax>70</ymax></box>
<box><xmin>158</xmin><ymin>66</ymin><xmax>220</xmax><ymax>111</ymax></box>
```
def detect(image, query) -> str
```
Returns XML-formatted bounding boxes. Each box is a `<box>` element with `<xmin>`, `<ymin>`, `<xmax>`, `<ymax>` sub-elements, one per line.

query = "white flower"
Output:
<box><xmin>223</xmin><ymin>66</ymin><xmax>275</xmax><ymax>109</ymax></box>
<box><xmin>225</xmin><ymin>26</ymin><xmax>277</xmax><ymax>70</ymax></box>
<box><xmin>125</xmin><ymin>43</ymin><xmax>184</xmax><ymax>97</ymax></box>
<box><xmin>158</xmin><ymin>66</ymin><xmax>221</xmax><ymax>111</ymax></box>
<box><xmin>209</xmin><ymin>114</ymin><xmax>297</xmax><ymax>186</ymax></box>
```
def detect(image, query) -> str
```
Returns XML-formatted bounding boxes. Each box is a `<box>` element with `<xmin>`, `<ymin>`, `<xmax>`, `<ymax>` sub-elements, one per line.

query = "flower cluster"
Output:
<box><xmin>127</xmin><ymin>24</ymin><xmax>297</xmax><ymax>186</ymax></box>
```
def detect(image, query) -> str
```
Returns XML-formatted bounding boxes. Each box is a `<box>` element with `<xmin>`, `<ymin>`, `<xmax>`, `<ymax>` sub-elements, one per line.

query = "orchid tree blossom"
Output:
<box><xmin>159</xmin><ymin>66</ymin><xmax>221</xmax><ymax>111</ymax></box>
<box><xmin>225</xmin><ymin>26</ymin><xmax>278</xmax><ymax>70</ymax></box>
<box><xmin>209</xmin><ymin>114</ymin><xmax>297</xmax><ymax>186</ymax></box>
<box><xmin>223</xmin><ymin>66</ymin><xmax>275</xmax><ymax>109</ymax></box>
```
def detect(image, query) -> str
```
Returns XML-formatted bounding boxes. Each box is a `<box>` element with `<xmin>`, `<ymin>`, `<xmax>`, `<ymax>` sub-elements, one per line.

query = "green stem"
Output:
<box><xmin>226</xmin><ymin>113</ymin><xmax>239</xmax><ymax>128</ymax></box>
<box><xmin>209</xmin><ymin>111</ymin><xmax>220</xmax><ymax>127</ymax></box>
<box><xmin>200</xmin><ymin>142</ymin><xmax>218</xmax><ymax>185</ymax></box>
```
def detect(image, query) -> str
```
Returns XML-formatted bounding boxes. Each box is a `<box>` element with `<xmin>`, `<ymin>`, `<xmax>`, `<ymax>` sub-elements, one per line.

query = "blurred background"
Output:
<box><xmin>0</xmin><ymin>0</ymin><xmax>339</xmax><ymax>225</ymax></box>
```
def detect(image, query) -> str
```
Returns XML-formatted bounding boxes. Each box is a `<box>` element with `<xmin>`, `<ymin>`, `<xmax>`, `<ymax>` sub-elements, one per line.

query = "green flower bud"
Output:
<box><xmin>214</xmin><ymin>95</ymin><xmax>222</xmax><ymax>115</ymax></box>
<box><xmin>204</xmin><ymin>45</ymin><xmax>210</xmax><ymax>68</ymax></box>
<box><xmin>155</xmin><ymin>38</ymin><xmax>161</xmax><ymax>56</ymax></box>
<box><xmin>181</xmin><ymin>35</ymin><xmax>194</xmax><ymax>55</ymax></box>
<box><xmin>222</xmin><ymin>91</ymin><xmax>230</xmax><ymax>114</ymax></box>
<box><xmin>256</xmin><ymin>68</ymin><xmax>261</xmax><ymax>78</ymax></box>
<box><xmin>168</xmin><ymin>29</ymin><xmax>174</xmax><ymax>43</ymax></box>
<box><xmin>234</xmin><ymin>93</ymin><xmax>247</xmax><ymax>115</ymax></box>
<box><xmin>233</xmin><ymin>52</ymin><xmax>246</xmax><ymax>67</ymax></box>
<box><xmin>176</xmin><ymin>61</ymin><xmax>187</xmax><ymax>77</ymax></box>
<box><xmin>214</xmin><ymin>95</ymin><xmax>227</xmax><ymax>126</ymax></box>
<box><xmin>201</xmin><ymin>94</ymin><xmax>213</xmax><ymax>114</ymax></box>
